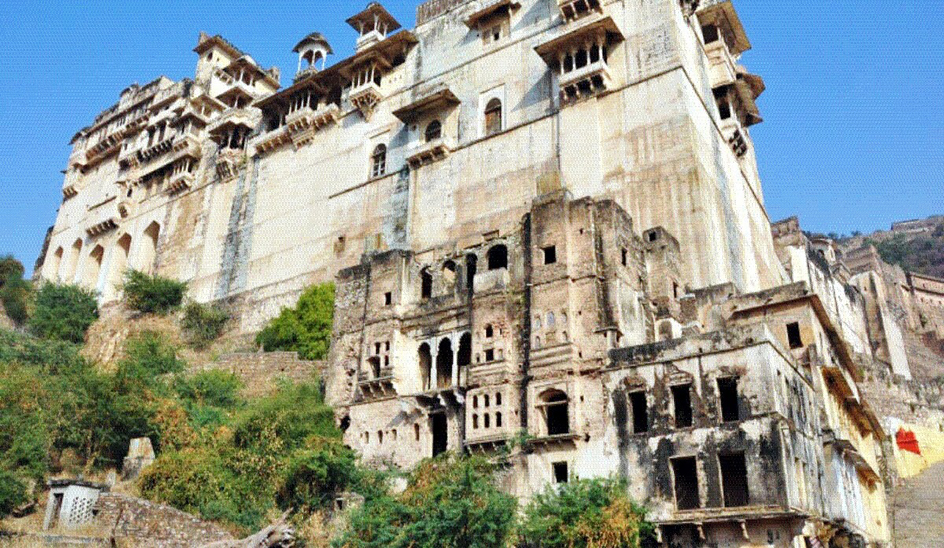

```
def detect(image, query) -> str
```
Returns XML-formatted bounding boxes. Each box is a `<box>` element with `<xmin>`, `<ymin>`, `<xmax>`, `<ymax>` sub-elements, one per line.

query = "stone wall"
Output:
<box><xmin>94</xmin><ymin>493</ymin><xmax>233</xmax><ymax>548</ymax></box>
<box><xmin>190</xmin><ymin>351</ymin><xmax>325</xmax><ymax>397</ymax></box>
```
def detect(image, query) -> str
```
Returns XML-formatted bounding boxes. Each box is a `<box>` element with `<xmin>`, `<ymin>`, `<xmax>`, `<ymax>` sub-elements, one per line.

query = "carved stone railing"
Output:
<box><xmin>406</xmin><ymin>136</ymin><xmax>454</xmax><ymax>168</ymax></box>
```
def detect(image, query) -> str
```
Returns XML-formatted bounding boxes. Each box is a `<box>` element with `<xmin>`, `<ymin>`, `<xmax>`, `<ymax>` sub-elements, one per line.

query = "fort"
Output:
<box><xmin>34</xmin><ymin>0</ymin><xmax>944</xmax><ymax>546</ymax></box>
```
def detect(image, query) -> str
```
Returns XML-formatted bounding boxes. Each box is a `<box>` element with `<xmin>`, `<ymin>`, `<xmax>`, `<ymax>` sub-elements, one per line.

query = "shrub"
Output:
<box><xmin>0</xmin><ymin>256</ymin><xmax>24</xmax><ymax>285</ymax></box>
<box><xmin>182</xmin><ymin>302</ymin><xmax>230</xmax><ymax>348</ymax></box>
<box><xmin>0</xmin><ymin>469</ymin><xmax>29</xmax><ymax>519</ymax></box>
<box><xmin>117</xmin><ymin>331</ymin><xmax>186</xmax><ymax>385</ymax></box>
<box><xmin>518</xmin><ymin>477</ymin><xmax>653</xmax><ymax>548</ymax></box>
<box><xmin>232</xmin><ymin>381</ymin><xmax>338</xmax><ymax>453</ymax></box>
<box><xmin>256</xmin><ymin>283</ymin><xmax>335</xmax><ymax>360</ymax></box>
<box><xmin>277</xmin><ymin>438</ymin><xmax>358</xmax><ymax>512</ymax></box>
<box><xmin>0</xmin><ymin>275</ymin><xmax>31</xmax><ymax>325</ymax></box>
<box><xmin>175</xmin><ymin>370</ymin><xmax>243</xmax><ymax>409</ymax></box>
<box><xmin>28</xmin><ymin>283</ymin><xmax>98</xmax><ymax>343</ymax></box>
<box><xmin>123</xmin><ymin>269</ymin><xmax>187</xmax><ymax>315</ymax></box>
<box><xmin>336</xmin><ymin>454</ymin><xmax>518</xmax><ymax>548</ymax></box>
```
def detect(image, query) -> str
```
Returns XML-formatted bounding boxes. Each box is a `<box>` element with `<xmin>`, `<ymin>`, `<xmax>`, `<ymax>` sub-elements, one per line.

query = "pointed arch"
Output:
<box><xmin>105</xmin><ymin>234</ymin><xmax>132</xmax><ymax>301</ymax></box>
<box><xmin>436</xmin><ymin>338</ymin><xmax>453</xmax><ymax>390</ymax></box>
<box><xmin>46</xmin><ymin>247</ymin><xmax>64</xmax><ymax>281</ymax></box>
<box><xmin>419</xmin><ymin>343</ymin><xmax>432</xmax><ymax>392</ymax></box>
<box><xmin>140</xmin><ymin>221</ymin><xmax>161</xmax><ymax>274</ymax></box>
<box><xmin>84</xmin><ymin>245</ymin><xmax>105</xmax><ymax>290</ymax></box>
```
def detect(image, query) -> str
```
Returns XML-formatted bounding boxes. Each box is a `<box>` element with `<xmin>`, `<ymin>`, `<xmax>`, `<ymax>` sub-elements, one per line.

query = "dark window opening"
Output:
<box><xmin>672</xmin><ymin>385</ymin><xmax>693</xmax><ymax>428</ymax></box>
<box><xmin>487</xmin><ymin>244</ymin><xmax>508</xmax><ymax>270</ymax></box>
<box><xmin>702</xmin><ymin>25</ymin><xmax>720</xmax><ymax>44</ymax></box>
<box><xmin>621</xmin><ymin>248</ymin><xmax>628</xmax><ymax>266</ymax></box>
<box><xmin>421</xmin><ymin>269</ymin><xmax>433</xmax><ymax>300</ymax></box>
<box><xmin>787</xmin><ymin>322</ymin><xmax>803</xmax><ymax>349</ymax></box>
<box><xmin>371</xmin><ymin>144</ymin><xmax>387</xmax><ymax>178</ymax></box>
<box><xmin>466</xmin><ymin>254</ymin><xmax>478</xmax><ymax>294</ymax></box>
<box><xmin>484</xmin><ymin>414</ymin><xmax>490</xmax><ymax>428</ymax></box>
<box><xmin>496</xmin><ymin>392</ymin><xmax>502</xmax><ymax>405</ymax></box>
<box><xmin>484</xmin><ymin>394</ymin><xmax>490</xmax><ymax>407</ymax></box>
<box><xmin>436</xmin><ymin>338</ymin><xmax>453</xmax><ymax>389</ymax></box>
<box><xmin>673</xmin><ymin>282</ymin><xmax>680</xmax><ymax>299</ymax></box>
<box><xmin>630</xmin><ymin>391</ymin><xmax>649</xmax><ymax>433</ymax></box>
<box><xmin>719</xmin><ymin>453</ymin><xmax>750</xmax><ymax>507</ymax></box>
<box><xmin>414</xmin><ymin>423</ymin><xmax>420</xmax><ymax>441</ymax></box>
<box><xmin>718</xmin><ymin>378</ymin><xmax>740</xmax><ymax>422</ymax></box>
<box><xmin>473</xmin><ymin>414</ymin><xmax>479</xmax><ymax>429</ymax></box>
<box><xmin>553</xmin><ymin>462</ymin><xmax>569</xmax><ymax>484</ymax></box>
<box><xmin>432</xmin><ymin>413</ymin><xmax>448</xmax><ymax>457</ymax></box>
<box><xmin>368</xmin><ymin>357</ymin><xmax>381</xmax><ymax>379</ymax></box>
<box><xmin>575</xmin><ymin>48</ymin><xmax>588</xmax><ymax>69</ymax></box>
<box><xmin>484</xmin><ymin>98</ymin><xmax>502</xmax><ymax>136</ymax></box>
<box><xmin>496</xmin><ymin>412</ymin><xmax>502</xmax><ymax>427</ymax></box>
<box><xmin>485</xmin><ymin>324</ymin><xmax>494</xmax><ymax>338</ymax></box>
<box><xmin>543</xmin><ymin>245</ymin><xmax>557</xmax><ymax>265</ymax></box>
<box><xmin>419</xmin><ymin>343</ymin><xmax>432</xmax><ymax>391</ymax></box>
<box><xmin>458</xmin><ymin>333</ymin><xmax>472</xmax><ymax>367</ymax></box>
<box><xmin>484</xmin><ymin>348</ymin><xmax>495</xmax><ymax>362</ymax></box>
<box><xmin>425</xmin><ymin>120</ymin><xmax>442</xmax><ymax>142</ymax></box>
<box><xmin>384</xmin><ymin>292</ymin><xmax>392</xmax><ymax>306</ymax></box>
<box><xmin>672</xmin><ymin>457</ymin><xmax>700</xmax><ymax>510</ymax></box>
<box><xmin>543</xmin><ymin>390</ymin><xmax>570</xmax><ymax>436</ymax></box>
<box><xmin>648</xmin><ymin>231</ymin><xmax>658</xmax><ymax>242</ymax></box>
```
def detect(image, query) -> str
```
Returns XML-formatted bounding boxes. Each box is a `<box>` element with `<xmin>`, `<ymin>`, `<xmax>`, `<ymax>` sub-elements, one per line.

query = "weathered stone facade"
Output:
<box><xmin>35</xmin><ymin>1</ymin><xmax>944</xmax><ymax>546</ymax></box>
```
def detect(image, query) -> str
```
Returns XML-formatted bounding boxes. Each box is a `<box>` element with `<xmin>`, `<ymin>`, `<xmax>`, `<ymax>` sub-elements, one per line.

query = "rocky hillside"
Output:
<box><xmin>838</xmin><ymin>215</ymin><xmax>944</xmax><ymax>278</ymax></box>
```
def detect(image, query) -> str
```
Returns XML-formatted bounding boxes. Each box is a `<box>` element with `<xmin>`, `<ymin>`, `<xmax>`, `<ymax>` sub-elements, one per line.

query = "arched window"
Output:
<box><xmin>487</xmin><ymin>244</ymin><xmax>508</xmax><ymax>270</ymax></box>
<box><xmin>458</xmin><ymin>332</ymin><xmax>472</xmax><ymax>367</ymax></box>
<box><xmin>541</xmin><ymin>390</ymin><xmax>570</xmax><ymax>436</ymax></box>
<box><xmin>371</xmin><ymin>144</ymin><xmax>387</xmax><ymax>178</ymax></box>
<box><xmin>425</xmin><ymin>120</ymin><xmax>442</xmax><ymax>142</ymax></box>
<box><xmin>140</xmin><ymin>222</ymin><xmax>160</xmax><ymax>274</ymax></box>
<box><xmin>442</xmin><ymin>260</ymin><xmax>457</xmax><ymax>288</ymax></box>
<box><xmin>466</xmin><ymin>254</ymin><xmax>478</xmax><ymax>294</ymax></box>
<box><xmin>436</xmin><ymin>338</ymin><xmax>453</xmax><ymax>389</ymax></box>
<box><xmin>47</xmin><ymin>247</ymin><xmax>64</xmax><ymax>281</ymax></box>
<box><xmin>84</xmin><ymin>245</ymin><xmax>105</xmax><ymax>289</ymax></box>
<box><xmin>65</xmin><ymin>239</ymin><xmax>83</xmax><ymax>283</ymax></box>
<box><xmin>419</xmin><ymin>343</ymin><xmax>432</xmax><ymax>391</ymax></box>
<box><xmin>484</xmin><ymin>98</ymin><xmax>502</xmax><ymax>136</ymax></box>
<box><xmin>485</xmin><ymin>324</ymin><xmax>494</xmax><ymax>338</ymax></box>
<box><xmin>105</xmin><ymin>234</ymin><xmax>132</xmax><ymax>301</ymax></box>
<box><xmin>496</xmin><ymin>412</ymin><xmax>502</xmax><ymax>428</ymax></box>
<box><xmin>421</xmin><ymin>268</ymin><xmax>433</xmax><ymax>300</ymax></box>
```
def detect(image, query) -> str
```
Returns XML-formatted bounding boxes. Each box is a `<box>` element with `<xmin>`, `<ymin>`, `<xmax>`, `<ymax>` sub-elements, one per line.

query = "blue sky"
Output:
<box><xmin>0</xmin><ymin>0</ymin><xmax>941</xmax><ymax>274</ymax></box>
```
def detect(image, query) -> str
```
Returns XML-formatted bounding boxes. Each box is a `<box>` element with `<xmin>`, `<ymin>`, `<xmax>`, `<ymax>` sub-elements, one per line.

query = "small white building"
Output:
<box><xmin>43</xmin><ymin>479</ymin><xmax>109</xmax><ymax>531</ymax></box>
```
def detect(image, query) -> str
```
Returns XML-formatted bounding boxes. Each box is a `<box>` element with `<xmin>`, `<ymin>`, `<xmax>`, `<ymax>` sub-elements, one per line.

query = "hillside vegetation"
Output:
<box><xmin>0</xmin><ymin>269</ymin><xmax>655</xmax><ymax>547</ymax></box>
<box><xmin>871</xmin><ymin>223</ymin><xmax>944</xmax><ymax>279</ymax></box>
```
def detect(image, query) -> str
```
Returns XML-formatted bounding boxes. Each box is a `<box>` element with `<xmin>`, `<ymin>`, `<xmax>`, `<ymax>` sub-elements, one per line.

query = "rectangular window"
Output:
<box><xmin>543</xmin><ymin>246</ymin><xmax>557</xmax><ymax>265</ymax></box>
<box><xmin>702</xmin><ymin>25</ymin><xmax>719</xmax><ymax>44</ymax></box>
<box><xmin>719</xmin><ymin>453</ymin><xmax>750</xmax><ymax>507</ymax></box>
<box><xmin>672</xmin><ymin>457</ymin><xmax>700</xmax><ymax>510</ymax></box>
<box><xmin>717</xmin><ymin>377</ymin><xmax>740</xmax><ymax>422</ymax></box>
<box><xmin>672</xmin><ymin>385</ymin><xmax>693</xmax><ymax>428</ymax></box>
<box><xmin>553</xmin><ymin>462</ymin><xmax>569</xmax><ymax>484</ymax></box>
<box><xmin>484</xmin><ymin>348</ymin><xmax>495</xmax><ymax>362</ymax></box>
<box><xmin>621</xmin><ymin>248</ymin><xmax>628</xmax><ymax>267</ymax></box>
<box><xmin>384</xmin><ymin>292</ymin><xmax>392</xmax><ymax>306</ymax></box>
<box><xmin>787</xmin><ymin>322</ymin><xmax>803</xmax><ymax>349</ymax></box>
<box><xmin>629</xmin><ymin>391</ymin><xmax>649</xmax><ymax>433</ymax></box>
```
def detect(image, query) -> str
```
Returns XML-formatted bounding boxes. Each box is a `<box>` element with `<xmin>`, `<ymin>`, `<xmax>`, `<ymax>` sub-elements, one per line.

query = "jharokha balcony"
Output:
<box><xmin>557</xmin><ymin>0</ymin><xmax>601</xmax><ymax>21</ymax></box>
<box><xmin>534</xmin><ymin>15</ymin><xmax>623</xmax><ymax>105</ymax></box>
<box><xmin>348</xmin><ymin>81</ymin><xmax>384</xmax><ymax>120</ymax></box>
<box><xmin>406</xmin><ymin>136</ymin><xmax>454</xmax><ymax>168</ymax></box>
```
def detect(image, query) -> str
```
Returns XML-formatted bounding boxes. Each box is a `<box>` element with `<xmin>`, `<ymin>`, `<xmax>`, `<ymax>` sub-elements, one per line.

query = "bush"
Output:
<box><xmin>0</xmin><ymin>266</ymin><xmax>33</xmax><ymax>325</ymax></box>
<box><xmin>277</xmin><ymin>438</ymin><xmax>357</xmax><ymax>513</ymax></box>
<box><xmin>28</xmin><ymin>283</ymin><xmax>98</xmax><ymax>343</ymax></box>
<box><xmin>0</xmin><ymin>469</ymin><xmax>29</xmax><ymax>519</ymax></box>
<box><xmin>182</xmin><ymin>302</ymin><xmax>230</xmax><ymax>348</ymax></box>
<box><xmin>232</xmin><ymin>381</ymin><xmax>338</xmax><ymax>453</ymax></box>
<box><xmin>0</xmin><ymin>256</ymin><xmax>24</xmax><ymax>285</ymax></box>
<box><xmin>117</xmin><ymin>331</ymin><xmax>186</xmax><ymax>386</ymax></box>
<box><xmin>175</xmin><ymin>370</ymin><xmax>243</xmax><ymax>409</ymax></box>
<box><xmin>518</xmin><ymin>477</ymin><xmax>653</xmax><ymax>548</ymax></box>
<box><xmin>256</xmin><ymin>283</ymin><xmax>335</xmax><ymax>360</ymax></box>
<box><xmin>123</xmin><ymin>270</ymin><xmax>187</xmax><ymax>315</ymax></box>
<box><xmin>336</xmin><ymin>454</ymin><xmax>518</xmax><ymax>548</ymax></box>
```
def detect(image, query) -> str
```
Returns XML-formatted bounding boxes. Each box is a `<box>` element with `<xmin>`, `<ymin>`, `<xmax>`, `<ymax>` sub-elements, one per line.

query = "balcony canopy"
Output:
<box><xmin>392</xmin><ymin>87</ymin><xmax>461</xmax><ymax>122</ymax></box>
<box><xmin>464</xmin><ymin>0</ymin><xmax>521</xmax><ymax>28</ymax></box>
<box><xmin>534</xmin><ymin>15</ymin><xmax>624</xmax><ymax>66</ymax></box>
<box><xmin>697</xmin><ymin>1</ymin><xmax>751</xmax><ymax>55</ymax></box>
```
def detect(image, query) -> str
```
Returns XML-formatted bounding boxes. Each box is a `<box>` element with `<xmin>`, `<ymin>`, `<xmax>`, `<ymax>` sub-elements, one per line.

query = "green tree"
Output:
<box><xmin>518</xmin><ymin>477</ymin><xmax>653</xmax><ymax>548</ymax></box>
<box><xmin>336</xmin><ymin>454</ymin><xmax>518</xmax><ymax>548</ymax></box>
<box><xmin>0</xmin><ymin>255</ymin><xmax>24</xmax><ymax>285</ymax></box>
<box><xmin>28</xmin><ymin>283</ymin><xmax>98</xmax><ymax>343</ymax></box>
<box><xmin>122</xmin><ymin>269</ymin><xmax>187</xmax><ymax>315</ymax></box>
<box><xmin>0</xmin><ymin>260</ymin><xmax>31</xmax><ymax>325</ymax></box>
<box><xmin>255</xmin><ymin>283</ymin><xmax>335</xmax><ymax>360</ymax></box>
<box><xmin>181</xmin><ymin>301</ymin><xmax>231</xmax><ymax>348</ymax></box>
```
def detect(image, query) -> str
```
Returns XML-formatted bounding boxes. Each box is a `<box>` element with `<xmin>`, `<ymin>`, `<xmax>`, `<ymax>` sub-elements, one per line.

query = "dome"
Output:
<box><xmin>293</xmin><ymin>33</ymin><xmax>333</xmax><ymax>55</ymax></box>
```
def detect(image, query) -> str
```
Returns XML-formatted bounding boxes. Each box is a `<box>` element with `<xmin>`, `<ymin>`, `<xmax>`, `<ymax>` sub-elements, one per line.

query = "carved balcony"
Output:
<box><xmin>720</xmin><ymin>118</ymin><xmax>749</xmax><ymax>158</ymax></box>
<box><xmin>84</xmin><ymin>134</ymin><xmax>123</xmax><ymax>166</ymax></box>
<box><xmin>215</xmin><ymin>148</ymin><xmax>245</xmax><ymax>180</ymax></box>
<box><xmin>85</xmin><ymin>199</ymin><xmax>120</xmax><ymax>237</ymax></box>
<box><xmin>207</xmin><ymin>108</ymin><xmax>256</xmax><ymax>136</ymax></box>
<box><xmin>62</xmin><ymin>185</ymin><xmax>78</xmax><ymax>200</ymax></box>
<box><xmin>285</xmin><ymin>104</ymin><xmax>341</xmax><ymax>147</ymax></box>
<box><xmin>253</xmin><ymin>126</ymin><xmax>292</xmax><ymax>155</ymax></box>
<box><xmin>406</xmin><ymin>137</ymin><xmax>454</xmax><ymax>168</ymax></box>
<box><xmin>557</xmin><ymin>0</ymin><xmax>600</xmax><ymax>21</ymax></box>
<box><xmin>349</xmin><ymin>82</ymin><xmax>384</xmax><ymax>120</ymax></box>
<box><xmin>172</xmin><ymin>134</ymin><xmax>203</xmax><ymax>159</ymax></box>
<box><xmin>137</xmin><ymin>137</ymin><xmax>175</xmax><ymax>163</ymax></box>
<box><xmin>705</xmin><ymin>40</ymin><xmax>737</xmax><ymax>90</ymax></box>
<box><xmin>558</xmin><ymin>58</ymin><xmax>612</xmax><ymax>102</ymax></box>
<box><xmin>166</xmin><ymin>171</ymin><xmax>195</xmax><ymax>195</ymax></box>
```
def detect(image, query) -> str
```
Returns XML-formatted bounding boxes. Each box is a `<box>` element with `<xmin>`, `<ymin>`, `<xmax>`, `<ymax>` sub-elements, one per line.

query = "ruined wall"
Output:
<box><xmin>190</xmin><ymin>351</ymin><xmax>325</xmax><ymax>397</ymax></box>
<box><xmin>93</xmin><ymin>493</ymin><xmax>234</xmax><ymax>548</ymax></box>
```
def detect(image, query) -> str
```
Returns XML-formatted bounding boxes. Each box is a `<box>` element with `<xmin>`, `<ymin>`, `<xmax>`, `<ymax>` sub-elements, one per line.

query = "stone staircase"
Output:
<box><xmin>892</xmin><ymin>461</ymin><xmax>944</xmax><ymax>547</ymax></box>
